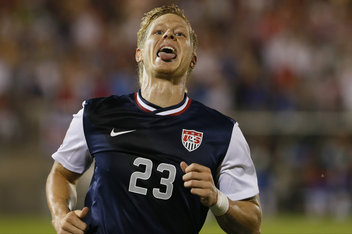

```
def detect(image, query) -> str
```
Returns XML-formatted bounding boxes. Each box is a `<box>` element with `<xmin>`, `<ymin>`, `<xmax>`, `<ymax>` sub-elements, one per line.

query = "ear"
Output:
<box><xmin>135</xmin><ymin>48</ymin><xmax>143</xmax><ymax>63</ymax></box>
<box><xmin>190</xmin><ymin>53</ymin><xmax>197</xmax><ymax>69</ymax></box>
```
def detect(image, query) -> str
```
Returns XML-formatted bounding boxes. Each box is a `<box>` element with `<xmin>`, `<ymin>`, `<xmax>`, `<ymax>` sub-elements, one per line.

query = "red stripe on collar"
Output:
<box><xmin>168</xmin><ymin>98</ymin><xmax>191</xmax><ymax>116</ymax></box>
<box><xmin>134</xmin><ymin>92</ymin><xmax>191</xmax><ymax>116</ymax></box>
<box><xmin>134</xmin><ymin>92</ymin><xmax>152</xmax><ymax>112</ymax></box>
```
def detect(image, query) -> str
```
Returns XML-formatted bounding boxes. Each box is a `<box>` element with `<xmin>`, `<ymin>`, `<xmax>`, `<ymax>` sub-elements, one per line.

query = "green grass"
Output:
<box><xmin>0</xmin><ymin>215</ymin><xmax>351</xmax><ymax>234</ymax></box>
<box><xmin>200</xmin><ymin>214</ymin><xmax>352</xmax><ymax>234</ymax></box>
<box><xmin>0</xmin><ymin>216</ymin><xmax>55</xmax><ymax>234</ymax></box>
<box><xmin>261</xmin><ymin>215</ymin><xmax>352</xmax><ymax>234</ymax></box>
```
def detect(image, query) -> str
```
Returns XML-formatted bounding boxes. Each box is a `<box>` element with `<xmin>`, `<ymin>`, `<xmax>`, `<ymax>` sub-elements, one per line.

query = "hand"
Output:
<box><xmin>53</xmin><ymin>207</ymin><xmax>89</xmax><ymax>234</ymax></box>
<box><xmin>180</xmin><ymin>161</ymin><xmax>218</xmax><ymax>207</ymax></box>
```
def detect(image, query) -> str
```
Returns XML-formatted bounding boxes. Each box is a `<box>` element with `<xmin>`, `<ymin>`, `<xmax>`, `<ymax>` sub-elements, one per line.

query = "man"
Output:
<box><xmin>46</xmin><ymin>5</ymin><xmax>261</xmax><ymax>234</ymax></box>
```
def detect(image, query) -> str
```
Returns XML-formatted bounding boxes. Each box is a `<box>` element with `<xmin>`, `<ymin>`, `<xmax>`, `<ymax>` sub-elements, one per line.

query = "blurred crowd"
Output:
<box><xmin>0</xmin><ymin>0</ymin><xmax>351</xmax><ymax>217</ymax></box>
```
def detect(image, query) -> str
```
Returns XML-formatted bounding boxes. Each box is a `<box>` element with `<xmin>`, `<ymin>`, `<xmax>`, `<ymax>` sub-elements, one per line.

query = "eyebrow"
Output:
<box><xmin>153</xmin><ymin>23</ymin><xmax>188</xmax><ymax>30</ymax></box>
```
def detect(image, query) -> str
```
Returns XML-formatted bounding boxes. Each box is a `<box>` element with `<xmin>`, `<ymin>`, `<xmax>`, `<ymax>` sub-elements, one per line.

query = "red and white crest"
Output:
<box><xmin>182</xmin><ymin>129</ymin><xmax>203</xmax><ymax>152</ymax></box>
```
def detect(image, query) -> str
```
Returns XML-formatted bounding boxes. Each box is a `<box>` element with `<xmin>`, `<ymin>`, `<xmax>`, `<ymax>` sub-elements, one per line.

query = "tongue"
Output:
<box><xmin>159</xmin><ymin>52</ymin><xmax>176</xmax><ymax>61</ymax></box>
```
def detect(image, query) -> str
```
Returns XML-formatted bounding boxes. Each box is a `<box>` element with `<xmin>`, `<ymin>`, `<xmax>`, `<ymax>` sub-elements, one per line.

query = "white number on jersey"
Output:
<box><xmin>128</xmin><ymin>157</ymin><xmax>176</xmax><ymax>200</ymax></box>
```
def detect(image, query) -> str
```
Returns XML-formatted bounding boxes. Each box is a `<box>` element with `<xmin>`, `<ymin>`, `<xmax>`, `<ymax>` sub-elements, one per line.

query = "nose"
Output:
<box><xmin>163</xmin><ymin>31</ymin><xmax>175</xmax><ymax>40</ymax></box>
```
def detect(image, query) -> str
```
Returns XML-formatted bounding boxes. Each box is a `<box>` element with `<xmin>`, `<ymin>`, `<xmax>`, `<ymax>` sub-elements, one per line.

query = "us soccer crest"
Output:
<box><xmin>182</xmin><ymin>129</ymin><xmax>203</xmax><ymax>152</ymax></box>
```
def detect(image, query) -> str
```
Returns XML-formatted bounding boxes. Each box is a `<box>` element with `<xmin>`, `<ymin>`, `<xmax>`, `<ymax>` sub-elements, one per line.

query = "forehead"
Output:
<box><xmin>149</xmin><ymin>13</ymin><xmax>189</xmax><ymax>30</ymax></box>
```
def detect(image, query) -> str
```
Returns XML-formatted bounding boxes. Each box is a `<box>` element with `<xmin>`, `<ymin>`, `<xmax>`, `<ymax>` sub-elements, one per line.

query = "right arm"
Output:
<box><xmin>46</xmin><ymin>161</ymin><xmax>88</xmax><ymax>234</ymax></box>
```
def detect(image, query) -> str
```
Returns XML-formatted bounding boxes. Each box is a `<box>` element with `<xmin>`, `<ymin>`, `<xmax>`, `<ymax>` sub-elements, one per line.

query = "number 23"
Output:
<box><xmin>128</xmin><ymin>157</ymin><xmax>176</xmax><ymax>200</ymax></box>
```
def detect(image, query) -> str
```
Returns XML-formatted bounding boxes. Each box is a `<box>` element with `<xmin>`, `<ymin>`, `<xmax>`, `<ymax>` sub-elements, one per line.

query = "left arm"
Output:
<box><xmin>181</xmin><ymin>162</ymin><xmax>262</xmax><ymax>234</ymax></box>
<box><xmin>215</xmin><ymin>195</ymin><xmax>261</xmax><ymax>234</ymax></box>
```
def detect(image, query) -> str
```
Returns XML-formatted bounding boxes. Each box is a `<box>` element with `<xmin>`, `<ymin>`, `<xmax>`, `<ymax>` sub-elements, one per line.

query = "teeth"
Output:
<box><xmin>160</xmin><ymin>46</ymin><xmax>175</xmax><ymax>53</ymax></box>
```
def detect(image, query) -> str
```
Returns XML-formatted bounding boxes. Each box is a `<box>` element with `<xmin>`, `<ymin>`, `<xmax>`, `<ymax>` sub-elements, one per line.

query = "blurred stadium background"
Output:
<box><xmin>0</xmin><ymin>0</ymin><xmax>352</xmax><ymax>233</ymax></box>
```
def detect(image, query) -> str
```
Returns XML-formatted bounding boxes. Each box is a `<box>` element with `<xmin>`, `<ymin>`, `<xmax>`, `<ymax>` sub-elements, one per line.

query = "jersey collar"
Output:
<box><xmin>134</xmin><ymin>90</ymin><xmax>191</xmax><ymax>116</ymax></box>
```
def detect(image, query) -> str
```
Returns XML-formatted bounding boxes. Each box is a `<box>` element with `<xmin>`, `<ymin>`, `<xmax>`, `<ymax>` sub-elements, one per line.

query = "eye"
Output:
<box><xmin>175</xmin><ymin>32</ymin><xmax>185</xmax><ymax>37</ymax></box>
<box><xmin>155</xmin><ymin>30</ymin><xmax>163</xmax><ymax>35</ymax></box>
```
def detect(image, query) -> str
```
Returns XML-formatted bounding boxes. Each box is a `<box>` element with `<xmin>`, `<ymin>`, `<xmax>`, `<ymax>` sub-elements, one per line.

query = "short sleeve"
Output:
<box><xmin>217</xmin><ymin>122</ymin><xmax>259</xmax><ymax>201</ymax></box>
<box><xmin>52</xmin><ymin>108</ymin><xmax>92</xmax><ymax>174</ymax></box>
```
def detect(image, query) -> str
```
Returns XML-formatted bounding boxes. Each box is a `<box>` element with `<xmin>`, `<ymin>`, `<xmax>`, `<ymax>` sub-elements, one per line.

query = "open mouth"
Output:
<box><xmin>157</xmin><ymin>46</ymin><xmax>177</xmax><ymax>62</ymax></box>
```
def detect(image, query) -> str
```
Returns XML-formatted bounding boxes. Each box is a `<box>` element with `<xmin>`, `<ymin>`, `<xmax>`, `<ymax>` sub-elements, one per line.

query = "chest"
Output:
<box><xmin>84</xmin><ymin>110</ymin><xmax>231</xmax><ymax>171</ymax></box>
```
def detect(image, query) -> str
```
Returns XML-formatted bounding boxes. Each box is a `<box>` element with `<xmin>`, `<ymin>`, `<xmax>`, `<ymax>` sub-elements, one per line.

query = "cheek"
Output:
<box><xmin>143</xmin><ymin>39</ymin><xmax>155</xmax><ymax>57</ymax></box>
<box><xmin>182</xmin><ymin>49</ymin><xmax>193</xmax><ymax>64</ymax></box>
<box><xmin>183</xmin><ymin>41</ymin><xmax>193</xmax><ymax>59</ymax></box>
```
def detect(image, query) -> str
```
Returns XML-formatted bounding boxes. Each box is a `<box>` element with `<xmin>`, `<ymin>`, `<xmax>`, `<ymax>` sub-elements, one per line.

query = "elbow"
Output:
<box><xmin>252</xmin><ymin>202</ymin><xmax>262</xmax><ymax>234</ymax></box>
<box><xmin>218</xmin><ymin>212</ymin><xmax>262</xmax><ymax>234</ymax></box>
<box><xmin>239</xmin><ymin>204</ymin><xmax>263</xmax><ymax>234</ymax></box>
<box><xmin>216</xmin><ymin>196</ymin><xmax>262</xmax><ymax>234</ymax></box>
<box><xmin>247</xmin><ymin>195</ymin><xmax>262</xmax><ymax>234</ymax></box>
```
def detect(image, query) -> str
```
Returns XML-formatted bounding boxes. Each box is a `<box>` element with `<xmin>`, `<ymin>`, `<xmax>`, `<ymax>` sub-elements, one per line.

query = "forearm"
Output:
<box><xmin>215</xmin><ymin>195</ymin><xmax>262</xmax><ymax>234</ymax></box>
<box><xmin>180</xmin><ymin>162</ymin><xmax>261</xmax><ymax>233</ymax></box>
<box><xmin>46</xmin><ymin>163</ymin><xmax>78</xmax><ymax>224</ymax></box>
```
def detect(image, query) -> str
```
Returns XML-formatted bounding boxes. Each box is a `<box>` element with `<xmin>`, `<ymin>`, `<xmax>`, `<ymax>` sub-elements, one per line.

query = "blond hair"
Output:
<box><xmin>136</xmin><ymin>4</ymin><xmax>198</xmax><ymax>80</ymax></box>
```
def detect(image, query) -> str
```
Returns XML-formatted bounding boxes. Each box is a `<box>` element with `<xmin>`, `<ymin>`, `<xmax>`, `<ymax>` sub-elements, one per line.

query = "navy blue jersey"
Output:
<box><xmin>53</xmin><ymin>90</ymin><xmax>259</xmax><ymax>233</ymax></box>
<box><xmin>82</xmin><ymin>91</ymin><xmax>234</xmax><ymax>233</ymax></box>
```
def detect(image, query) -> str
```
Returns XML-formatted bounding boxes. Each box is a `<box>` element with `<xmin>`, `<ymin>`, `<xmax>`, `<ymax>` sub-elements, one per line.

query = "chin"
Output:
<box><xmin>152</xmin><ymin>58</ymin><xmax>188</xmax><ymax>79</ymax></box>
<box><xmin>154</xmin><ymin>63</ymin><xmax>178</xmax><ymax>76</ymax></box>
<box><xmin>155</xmin><ymin>70</ymin><xmax>177</xmax><ymax>79</ymax></box>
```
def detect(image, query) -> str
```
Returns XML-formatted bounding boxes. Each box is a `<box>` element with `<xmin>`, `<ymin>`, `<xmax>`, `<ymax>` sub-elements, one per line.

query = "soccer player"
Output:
<box><xmin>46</xmin><ymin>5</ymin><xmax>262</xmax><ymax>234</ymax></box>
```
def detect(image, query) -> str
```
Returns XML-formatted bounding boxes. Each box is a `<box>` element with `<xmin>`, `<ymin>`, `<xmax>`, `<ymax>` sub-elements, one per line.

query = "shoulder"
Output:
<box><xmin>83</xmin><ymin>93</ymin><xmax>134</xmax><ymax>113</ymax></box>
<box><xmin>190</xmin><ymin>99</ymin><xmax>236</xmax><ymax>126</ymax></box>
<box><xmin>84</xmin><ymin>93</ymin><xmax>132</xmax><ymax>107</ymax></box>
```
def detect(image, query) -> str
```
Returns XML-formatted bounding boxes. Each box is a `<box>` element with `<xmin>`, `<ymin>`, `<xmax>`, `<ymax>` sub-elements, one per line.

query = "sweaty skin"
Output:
<box><xmin>46</xmin><ymin>12</ymin><xmax>261</xmax><ymax>234</ymax></box>
<box><xmin>46</xmin><ymin>162</ymin><xmax>88</xmax><ymax>233</ymax></box>
<box><xmin>180</xmin><ymin>161</ymin><xmax>261</xmax><ymax>234</ymax></box>
<box><xmin>135</xmin><ymin>14</ymin><xmax>196</xmax><ymax>107</ymax></box>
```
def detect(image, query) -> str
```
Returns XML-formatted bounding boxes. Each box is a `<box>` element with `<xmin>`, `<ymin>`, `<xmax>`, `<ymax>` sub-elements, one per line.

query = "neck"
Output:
<box><xmin>140</xmin><ymin>74</ymin><xmax>187</xmax><ymax>108</ymax></box>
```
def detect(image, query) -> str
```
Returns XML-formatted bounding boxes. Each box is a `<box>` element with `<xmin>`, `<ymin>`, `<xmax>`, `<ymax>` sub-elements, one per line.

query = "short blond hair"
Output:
<box><xmin>137</xmin><ymin>4</ymin><xmax>198</xmax><ymax>80</ymax></box>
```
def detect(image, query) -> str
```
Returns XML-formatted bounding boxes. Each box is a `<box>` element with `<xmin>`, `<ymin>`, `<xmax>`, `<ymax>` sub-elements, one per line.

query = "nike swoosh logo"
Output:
<box><xmin>110</xmin><ymin>129</ymin><xmax>136</xmax><ymax>137</ymax></box>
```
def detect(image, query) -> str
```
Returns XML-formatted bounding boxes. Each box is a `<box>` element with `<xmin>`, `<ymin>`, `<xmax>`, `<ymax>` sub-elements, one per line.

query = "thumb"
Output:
<box><xmin>74</xmin><ymin>207</ymin><xmax>89</xmax><ymax>219</ymax></box>
<box><xmin>180</xmin><ymin>161</ymin><xmax>188</xmax><ymax>173</ymax></box>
